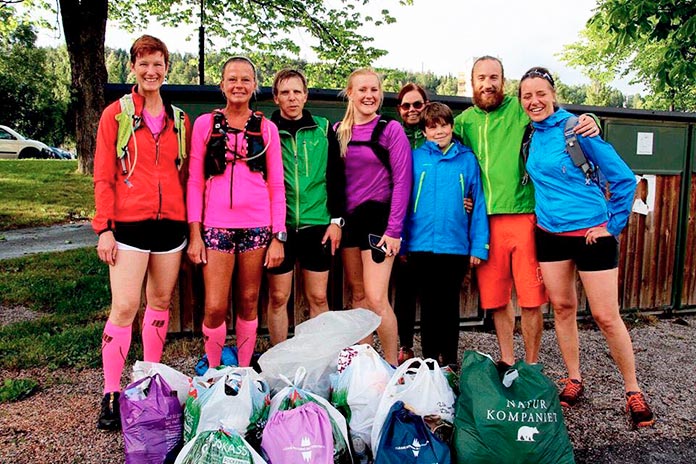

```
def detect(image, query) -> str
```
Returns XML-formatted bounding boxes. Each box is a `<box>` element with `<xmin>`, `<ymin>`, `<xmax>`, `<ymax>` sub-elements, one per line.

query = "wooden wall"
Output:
<box><xmin>681</xmin><ymin>174</ymin><xmax>696</xmax><ymax>306</ymax></box>
<box><xmin>618</xmin><ymin>174</ymin><xmax>681</xmax><ymax>310</ymax></box>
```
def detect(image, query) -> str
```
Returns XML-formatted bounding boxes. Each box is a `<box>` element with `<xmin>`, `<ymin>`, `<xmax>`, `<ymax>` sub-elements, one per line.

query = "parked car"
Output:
<box><xmin>49</xmin><ymin>146</ymin><xmax>77</xmax><ymax>160</ymax></box>
<box><xmin>0</xmin><ymin>125</ymin><xmax>53</xmax><ymax>159</ymax></box>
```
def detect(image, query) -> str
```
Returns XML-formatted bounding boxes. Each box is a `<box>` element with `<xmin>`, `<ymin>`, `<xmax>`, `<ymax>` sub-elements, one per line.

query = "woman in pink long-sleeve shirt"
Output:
<box><xmin>187</xmin><ymin>56</ymin><xmax>286</xmax><ymax>368</ymax></box>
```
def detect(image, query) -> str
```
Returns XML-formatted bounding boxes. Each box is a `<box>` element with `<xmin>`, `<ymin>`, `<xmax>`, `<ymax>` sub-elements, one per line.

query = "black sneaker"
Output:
<box><xmin>97</xmin><ymin>392</ymin><xmax>121</xmax><ymax>431</ymax></box>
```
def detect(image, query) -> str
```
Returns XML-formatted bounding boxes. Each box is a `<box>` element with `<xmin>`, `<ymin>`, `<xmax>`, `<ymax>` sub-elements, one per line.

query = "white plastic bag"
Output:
<box><xmin>330</xmin><ymin>344</ymin><xmax>394</xmax><ymax>450</ymax></box>
<box><xmin>132</xmin><ymin>361</ymin><xmax>193</xmax><ymax>407</ymax></box>
<box><xmin>371</xmin><ymin>357</ymin><xmax>456</xmax><ymax>451</ymax></box>
<box><xmin>258</xmin><ymin>309</ymin><xmax>381</xmax><ymax>398</ymax></box>
<box><xmin>183</xmin><ymin>367</ymin><xmax>270</xmax><ymax>442</ymax></box>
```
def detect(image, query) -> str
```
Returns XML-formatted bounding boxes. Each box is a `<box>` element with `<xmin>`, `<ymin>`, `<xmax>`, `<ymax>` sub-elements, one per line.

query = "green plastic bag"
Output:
<box><xmin>453</xmin><ymin>351</ymin><xmax>575</xmax><ymax>464</ymax></box>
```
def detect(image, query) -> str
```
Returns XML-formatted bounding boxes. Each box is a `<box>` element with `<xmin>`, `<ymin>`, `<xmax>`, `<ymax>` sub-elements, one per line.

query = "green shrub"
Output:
<box><xmin>0</xmin><ymin>378</ymin><xmax>39</xmax><ymax>403</ymax></box>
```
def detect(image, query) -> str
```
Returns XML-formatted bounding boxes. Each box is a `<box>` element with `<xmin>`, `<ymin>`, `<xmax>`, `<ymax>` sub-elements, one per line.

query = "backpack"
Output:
<box><xmin>520</xmin><ymin>115</ymin><xmax>606</xmax><ymax>191</ymax></box>
<box><xmin>204</xmin><ymin>109</ymin><xmax>268</xmax><ymax>179</ymax></box>
<box><xmin>262</xmin><ymin>402</ymin><xmax>335</xmax><ymax>464</ymax></box>
<box><xmin>345</xmin><ymin>115</ymin><xmax>394</xmax><ymax>173</ymax></box>
<box><xmin>115</xmin><ymin>93</ymin><xmax>187</xmax><ymax>171</ymax></box>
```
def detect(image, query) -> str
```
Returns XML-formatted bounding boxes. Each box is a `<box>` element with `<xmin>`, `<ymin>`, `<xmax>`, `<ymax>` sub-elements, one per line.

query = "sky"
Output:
<box><xmin>39</xmin><ymin>0</ymin><xmax>641</xmax><ymax>94</ymax></box>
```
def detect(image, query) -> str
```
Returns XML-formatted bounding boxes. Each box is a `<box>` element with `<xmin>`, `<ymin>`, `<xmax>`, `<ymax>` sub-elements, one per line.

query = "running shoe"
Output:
<box><xmin>559</xmin><ymin>378</ymin><xmax>584</xmax><ymax>407</ymax></box>
<box><xmin>626</xmin><ymin>391</ymin><xmax>656</xmax><ymax>428</ymax></box>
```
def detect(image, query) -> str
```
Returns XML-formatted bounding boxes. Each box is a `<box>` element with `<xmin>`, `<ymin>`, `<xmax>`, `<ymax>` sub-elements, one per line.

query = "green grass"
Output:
<box><xmin>0</xmin><ymin>248</ymin><xmax>110</xmax><ymax>370</ymax></box>
<box><xmin>0</xmin><ymin>160</ymin><xmax>94</xmax><ymax>230</ymax></box>
<box><xmin>0</xmin><ymin>378</ymin><xmax>39</xmax><ymax>403</ymax></box>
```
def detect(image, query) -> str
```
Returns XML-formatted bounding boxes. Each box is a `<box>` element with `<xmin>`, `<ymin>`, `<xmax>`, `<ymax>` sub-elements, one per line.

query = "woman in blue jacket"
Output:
<box><xmin>519</xmin><ymin>67</ymin><xmax>654</xmax><ymax>428</ymax></box>
<box><xmin>403</xmin><ymin>102</ymin><xmax>489</xmax><ymax>366</ymax></box>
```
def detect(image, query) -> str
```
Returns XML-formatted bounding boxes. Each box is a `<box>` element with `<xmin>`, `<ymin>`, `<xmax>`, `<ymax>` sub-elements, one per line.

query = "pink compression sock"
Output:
<box><xmin>236</xmin><ymin>317</ymin><xmax>258</xmax><ymax>367</ymax></box>
<box><xmin>102</xmin><ymin>321</ymin><xmax>132</xmax><ymax>394</ymax></box>
<box><xmin>142</xmin><ymin>305</ymin><xmax>170</xmax><ymax>363</ymax></box>
<box><xmin>202</xmin><ymin>322</ymin><xmax>227</xmax><ymax>368</ymax></box>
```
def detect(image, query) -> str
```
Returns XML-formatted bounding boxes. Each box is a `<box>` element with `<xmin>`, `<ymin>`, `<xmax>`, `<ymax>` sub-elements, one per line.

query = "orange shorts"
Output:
<box><xmin>476</xmin><ymin>214</ymin><xmax>547</xmax><ymax>309</ymax></box>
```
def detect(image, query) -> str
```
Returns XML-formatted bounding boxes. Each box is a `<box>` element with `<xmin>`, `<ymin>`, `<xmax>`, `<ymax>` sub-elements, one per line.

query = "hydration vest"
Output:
<box><xmin>204</xmin><ymin>110</ymin><xmax>268</xmax><ymax>179</ymax></box>
<box><xmin>114</xmin><ymin>93</ymin><xmax>187</xmax><ymax>173</ymax></box>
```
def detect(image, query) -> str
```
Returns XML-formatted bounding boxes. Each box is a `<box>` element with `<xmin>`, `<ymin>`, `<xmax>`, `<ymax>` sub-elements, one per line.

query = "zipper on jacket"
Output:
<box><xmin>156</xmin><ymin>137</ymin><xmax>162</xmax><ymax>218</ymax></box>
<box><xmin>303</xmin><ymin>141</ymin><xmax>309</xmax><ymax>176</ymax></box>
<box><xmin>482</xmin><ymin>116</ymin><xmax>493</xmax><ymax>212</ymax></box>
<box><xmin>413</xmin><ymin>171</ymin><xmax>426</xmax><ymax>213</ymax></box>
<box><xmin>291</xmin><ymin>137</ymin><xmax>301</xmax><ymax>229</ymax></box>
<box><xmin>459</xmin><ymin>173</ymin><xmax>466</xmax><ymax>215</ymax></box>
<box><xmin>157</xmin><ymin>183</ymin><xmax>162</xmax><ymax>219</ymax></box>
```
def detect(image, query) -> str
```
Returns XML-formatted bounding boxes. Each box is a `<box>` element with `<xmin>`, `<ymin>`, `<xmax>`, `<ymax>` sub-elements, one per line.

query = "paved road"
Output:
<box><xmin>0</xmin><ymin>221</ymin><xmax>95</xmax><ymax>260</ymax></box>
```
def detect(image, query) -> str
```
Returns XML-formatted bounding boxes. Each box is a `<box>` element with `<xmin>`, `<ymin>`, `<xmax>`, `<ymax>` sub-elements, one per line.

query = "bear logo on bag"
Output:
<box><xmin>516</xmin><ymin>426</ymin><xmax>540</xmax><ymax>442</ymax></box>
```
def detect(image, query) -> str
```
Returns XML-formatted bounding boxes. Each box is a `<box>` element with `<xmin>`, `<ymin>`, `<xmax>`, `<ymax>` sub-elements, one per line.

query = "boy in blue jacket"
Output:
<box><xmin>403</xmin><ymin>102</ymin><xmax>489</xmax><ymax>366</ymax></box>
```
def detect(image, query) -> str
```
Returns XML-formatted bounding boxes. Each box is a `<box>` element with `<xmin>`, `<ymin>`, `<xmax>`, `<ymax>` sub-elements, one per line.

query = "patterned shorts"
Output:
<box><xmin>203</xmin><ymin>226</ymin><xmax>272</xmax><ymax>254</ymax></box>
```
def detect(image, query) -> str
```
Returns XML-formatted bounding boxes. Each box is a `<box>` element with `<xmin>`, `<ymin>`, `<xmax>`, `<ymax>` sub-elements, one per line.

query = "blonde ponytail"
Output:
<box><xmin>337</xmin><ymin>100</ymin><xmax>355</xmax><ymax>157</ymax></box>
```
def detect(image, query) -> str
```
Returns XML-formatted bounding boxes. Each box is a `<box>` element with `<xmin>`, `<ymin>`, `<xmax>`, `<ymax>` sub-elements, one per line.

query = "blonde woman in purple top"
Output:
<box><xmin>335</xmin><ymin>68</ymin><xmax>412</xmax><ymax>365</ymax></box>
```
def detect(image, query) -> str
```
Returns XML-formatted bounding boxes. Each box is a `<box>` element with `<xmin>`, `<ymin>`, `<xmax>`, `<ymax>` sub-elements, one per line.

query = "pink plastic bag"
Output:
<box><xmin>262</xmin><ymin>402</ymin><xmax>334</xmax><ymax>464</ymax></box>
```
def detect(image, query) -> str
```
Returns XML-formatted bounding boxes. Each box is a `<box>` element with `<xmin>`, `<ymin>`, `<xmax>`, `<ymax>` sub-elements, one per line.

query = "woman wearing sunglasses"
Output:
<box><xmin>396</xmin><ymin>83</ymin><xmax>429</xmax><ymax>150</ymax></box>
<box><xmin>392</xmin><ymin>83</ymin><xmax>428</xmax><ymax>364</ymax></box>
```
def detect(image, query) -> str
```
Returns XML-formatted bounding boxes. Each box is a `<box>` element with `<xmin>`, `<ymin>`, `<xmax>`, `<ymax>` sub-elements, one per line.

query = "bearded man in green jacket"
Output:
<box><xmin>454</xmin><ymin>56</ymin><xmax>599</xmax><ymax>369</ymax></box>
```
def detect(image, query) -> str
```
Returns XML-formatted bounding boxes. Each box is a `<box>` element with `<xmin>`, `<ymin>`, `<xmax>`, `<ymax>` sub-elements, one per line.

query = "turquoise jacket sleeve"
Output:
<box><xmin>577</xmin><ymin>135</ymin><xmax>636</xmax><ymax>236</ymax></box>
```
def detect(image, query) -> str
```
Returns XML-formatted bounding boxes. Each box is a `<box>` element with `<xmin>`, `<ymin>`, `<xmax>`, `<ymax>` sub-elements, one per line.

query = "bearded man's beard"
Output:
<box><xmin>473</xmin><ymin>87</ymin><xmax>504</xmax><ymax>111</ymax></box>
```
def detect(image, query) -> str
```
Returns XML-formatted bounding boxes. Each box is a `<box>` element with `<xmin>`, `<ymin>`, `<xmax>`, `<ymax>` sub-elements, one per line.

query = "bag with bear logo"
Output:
<box><xmin>452</xmin><ymin>351</ymin><xmax>574</xmax><ymax>464</ymax></box>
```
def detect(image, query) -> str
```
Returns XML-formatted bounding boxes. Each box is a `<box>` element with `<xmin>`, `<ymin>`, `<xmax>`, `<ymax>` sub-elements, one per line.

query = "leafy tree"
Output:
<box><xmin>585</xmin><ymin>80</ymin><xmax>625</xmax><ymax>107</ymax></box>
<box><xmin>105</xmin><ymin>47</ymin><xmax>129</xmax><ymax>83</ymax></box>
<box><xmin>556</xmin><ymin>82</ymin><xmax>588</xmax><ymax>105</ymax></box>
<box><xmin>435</xmin><ymin>75</ymin><xmax>458</xmax><ymax>97</ymax></box>
<box><xmin>53</xmin><ymin>0</ymin><xmax>412</xmax><ymax>173</ymax></box>
<box><xmin>561</xmin><ymin>0</ymin><xmax>696</xmax><ymax>111</ymax></box>
<box><xmin>0</xmin><ymin>21</ymin><xmax>71</xmax><ymax>147</ymax></box>
<box><xmin>504</xmin><ymin>79</ymin><xmax>519</xmax><ymax>98</ymax></box>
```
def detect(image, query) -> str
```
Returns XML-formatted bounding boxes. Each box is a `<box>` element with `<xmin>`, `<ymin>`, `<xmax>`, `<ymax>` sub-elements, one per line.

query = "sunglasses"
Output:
<box><xmin>399</xmin><ymin>101</ymin><xmax>425</xmax><ymax>111</ymax></box>
<box><xmin>521</xmin><ymin>70</ymin><xmax>555</xmax><ymax>88</ymax></box>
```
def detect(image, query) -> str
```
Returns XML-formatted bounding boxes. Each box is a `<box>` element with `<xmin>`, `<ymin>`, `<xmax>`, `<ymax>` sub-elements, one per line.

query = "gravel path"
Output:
<box><xmin>1</xmin><ymin>316</ymin><xmax>694</xmax><ymax>463</ymax></box>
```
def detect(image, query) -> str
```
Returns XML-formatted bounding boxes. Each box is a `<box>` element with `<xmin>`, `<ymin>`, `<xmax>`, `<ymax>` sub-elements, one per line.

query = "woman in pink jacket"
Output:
<box><xmin>187</xmin><ymin>56</ymin><xmax>286</xmax><ymax>367</ymax></box>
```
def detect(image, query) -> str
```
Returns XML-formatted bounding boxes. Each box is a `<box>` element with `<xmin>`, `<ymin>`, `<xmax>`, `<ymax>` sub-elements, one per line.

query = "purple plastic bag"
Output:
<box><xmin>262</xmin><ymin>401</ymin><xmax>334</xmax><ymax>464</ymax></box>
<box><xmin>120</xmin><ymin>373</ymin><xmax>183</xmax><ymax>464</ymax></box>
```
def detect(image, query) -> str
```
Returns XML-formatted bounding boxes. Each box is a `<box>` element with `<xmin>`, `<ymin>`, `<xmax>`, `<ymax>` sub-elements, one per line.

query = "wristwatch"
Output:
<box><xmin>330</xmin><ymin>217</ymin><xmax>345</xmax><ymax>228</ymax></box>
<box><xmin>274</xmin><ymin>231</ymin><xmax>288</xmax><ymax>243</ymax></box>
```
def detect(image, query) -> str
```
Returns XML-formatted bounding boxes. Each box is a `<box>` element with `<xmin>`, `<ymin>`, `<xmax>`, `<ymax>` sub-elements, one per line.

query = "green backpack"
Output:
<box><xmin>453</xmin><ymin>351</ymin><xmax>575</xmax><ymax>464</ymax></box>
<box><xmin>115</xmin><ymin>93</ymin><xmax>187</xmax><ymax>171</ymax></box>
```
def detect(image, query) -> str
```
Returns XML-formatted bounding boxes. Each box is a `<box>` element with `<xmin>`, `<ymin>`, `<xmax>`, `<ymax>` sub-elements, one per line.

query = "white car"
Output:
<box><xmin>0</xmin><ymin>125</ymin><xmax>53</xmax><ymax>159</ymax></box>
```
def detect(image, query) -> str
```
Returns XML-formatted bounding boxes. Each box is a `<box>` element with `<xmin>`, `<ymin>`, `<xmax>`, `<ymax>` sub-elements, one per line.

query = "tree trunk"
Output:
<box><xmin>60</xmin><ymin>0</ymin><xmax>108</xmax><ymax>175</ymax></box>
